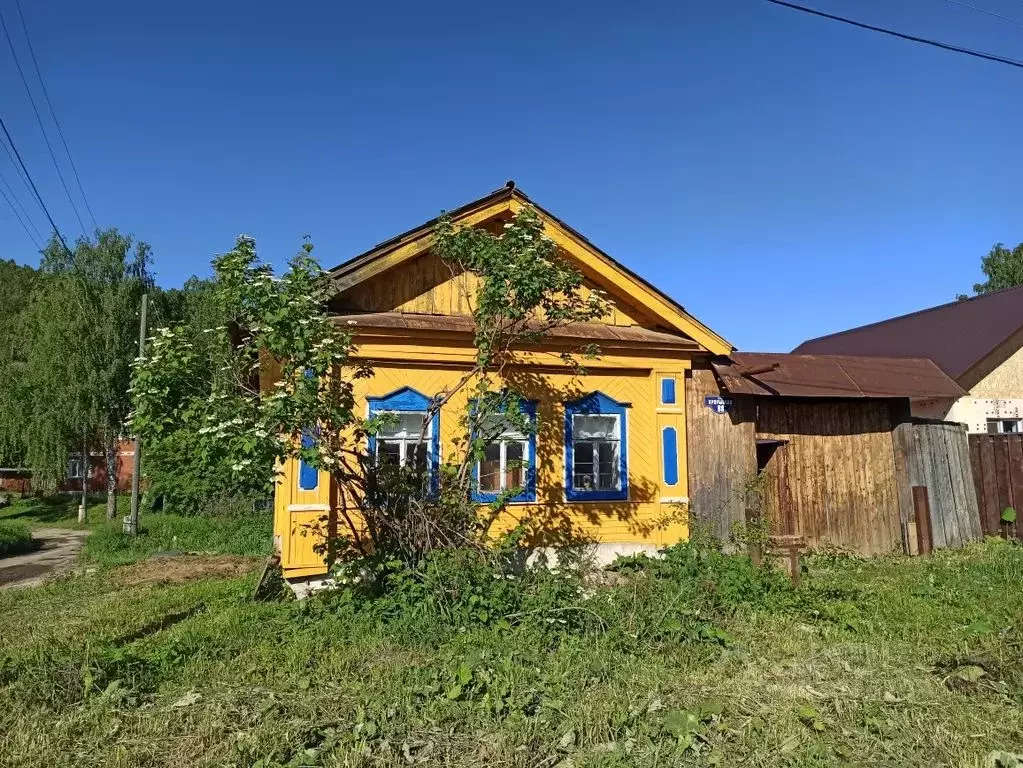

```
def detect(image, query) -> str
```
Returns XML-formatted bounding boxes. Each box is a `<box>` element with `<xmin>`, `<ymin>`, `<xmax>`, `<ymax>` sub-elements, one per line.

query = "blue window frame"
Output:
<box><xmin>367</xmin><ymin>387</ymin><xmax>440</xmax><ymax>496</ymax></box>
<box><xmin>660</xmin><ymin>377</ymin><xmax>676</xmax><ymax>405</ymax></box>
<box><xmin>471</xmin><ymin>401</ymin><xmax>537</xmax><ymax>503</ymax></box>
<box><xmin>564</xmin><ymin>392</ymin><xmax>629</xmax><ymax>502</ymax></box>
<box><xmin>299</xmin><ymin>430</ymin><xmax>318</xmax><ymax>491</ymax></box>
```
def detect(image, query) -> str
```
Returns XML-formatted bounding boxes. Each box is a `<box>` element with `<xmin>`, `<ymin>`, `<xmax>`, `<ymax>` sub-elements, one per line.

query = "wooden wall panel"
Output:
<box><xmin>756</xmin><ymin>400</ymin><xmax>903</xmax><ymax>555</ymax></box>
<box><xmin>969</xmin><ymin>434</ymin><xmax>1023</xmax><ymax>540</ymax></box>
<box><xmin>684</xmin><ymin>368</ymin><xmax>756</xmax><ymax>547</ymax></box>
<box><xmin>334</xmin><ymin>250</ymin><xmax>657</xmax><ymax>327</ymax></box>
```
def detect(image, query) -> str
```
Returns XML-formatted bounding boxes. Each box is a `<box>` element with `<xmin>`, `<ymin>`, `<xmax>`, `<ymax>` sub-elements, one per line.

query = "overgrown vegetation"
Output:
<box><xmin>0</xmin><ymin>520</ymin><xmax>33</xmax><ymax>556</ymax></box>
<box><xmin>2</xmin><ymin>539</ymin><xmax>1022</xmax><ymax>767</ymax></box>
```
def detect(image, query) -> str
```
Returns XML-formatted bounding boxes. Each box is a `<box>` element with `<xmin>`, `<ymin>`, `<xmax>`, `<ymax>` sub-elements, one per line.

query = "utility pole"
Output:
<box><xmin>128</xmin><ymin>293</ymin><xmax>147</xmax><ymax>535</ymax></box>
<box><xmin>78</xmin><ymin>427</ymin><xmax>88</xmax><ymax>523</ymax></box>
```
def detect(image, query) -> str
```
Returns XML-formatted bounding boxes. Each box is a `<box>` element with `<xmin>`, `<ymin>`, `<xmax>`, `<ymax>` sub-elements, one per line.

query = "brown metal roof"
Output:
<box><xmin>793</xmin><ymin>285</ymin><xmax>1023</xmax><ymax>382</ymax></box>
<box><xmin>712</xmin><ymin>352</ymin><xmax>965</xmax><ymax>399</ymax></box>
<box><xmin>333</xmin><ymin>312</ymin><xmax>700</xmax><ymax>349</ymax></box>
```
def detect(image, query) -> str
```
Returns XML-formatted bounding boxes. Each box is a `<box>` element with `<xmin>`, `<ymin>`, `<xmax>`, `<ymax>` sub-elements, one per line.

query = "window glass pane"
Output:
<box><xmin>378</xmin><ymin>441</ymin><xmax>401</xmax><ymax>466</ymax></box>
<box><xmin>407</xmin><ymin>442</ymin><xmax>429</xmax><ymax>473</ymax></box>
<box><xmin>596</xmin><ymin>441</ymin><xmax>618</xmax><ymax>490</ymax></box>
<box><xmin>379</xmin><ymin>412</ymin><xmax>428</xmax><ymax>439</ymax></box>
<box><xmin>574</xmin><ymin>414</ymin><xmax>618</xmax><ymax>440</ymax></box>
<box><xmin>573</xmin><ymin>443</ymin><xmax>594</xmax><ymax>490</ymax></box>
<box><xmin>504</xmin><ymin>441</ymin><xmax>524</xmax><ymax>490</ymax></box>
<box><xmin>478</xmin><ymin>442</ymin><xmax>502</xmax><ymax>492</ymax></box>
<box><xmin>479</xmin><ymin>413</ymin><xmax>526</xmax><ymax>441</ymax></box>
<box><xmin>1004</xmin><ymin>420</ymin><xmax>1020</xmax><ymax>434</ymax></box>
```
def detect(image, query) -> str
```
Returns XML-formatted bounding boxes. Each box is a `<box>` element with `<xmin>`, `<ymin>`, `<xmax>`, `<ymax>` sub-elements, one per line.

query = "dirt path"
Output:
<box><xmin>0</xmin><ymin>528</ymin><xmax>90</xmax><ymax>589</ymax></box>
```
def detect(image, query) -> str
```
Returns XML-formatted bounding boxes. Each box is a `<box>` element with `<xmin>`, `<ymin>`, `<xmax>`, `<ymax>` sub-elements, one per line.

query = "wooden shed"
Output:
<box><xmin>687</xmin><ymin>353</ymin><xmax>982</xmax><ymax>555</ymax></box>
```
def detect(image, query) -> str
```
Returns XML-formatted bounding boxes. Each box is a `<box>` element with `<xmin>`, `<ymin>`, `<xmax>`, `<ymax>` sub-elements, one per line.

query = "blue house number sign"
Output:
<box><xmin>704</xmin><ymin>395</ymin><xmax>733</xmax><ymax>414</ymax></box>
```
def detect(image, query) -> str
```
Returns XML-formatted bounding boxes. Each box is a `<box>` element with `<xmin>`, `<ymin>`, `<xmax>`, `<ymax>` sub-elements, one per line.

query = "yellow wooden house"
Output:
<box><xmin>273</xmin><ymin>183</ymin><xmax>733</xmax><ymax>581</ymax></box>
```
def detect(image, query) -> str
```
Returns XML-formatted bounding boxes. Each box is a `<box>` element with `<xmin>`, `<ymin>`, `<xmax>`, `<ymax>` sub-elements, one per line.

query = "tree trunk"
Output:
<box><xmin>79</xmin><ymin>430</ymin><xmax>88</xmax><ymax>524</ymax></box>
<box><xmin>105</xmin><ymin>429</ymin><xmax>117</xmax><ymax>520</ymax></box>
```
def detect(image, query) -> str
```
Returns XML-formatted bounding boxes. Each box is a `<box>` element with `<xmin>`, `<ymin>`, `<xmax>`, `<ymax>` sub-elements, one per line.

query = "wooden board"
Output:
<box><xmin>754</xmin><ymin>399</ymin><xmax>903</xmax><ymax>555</ymax></box>
<box><xmin>684</xmin><ymin>368</ymin><xmax>757</xmax><ymax>547</ymax></box>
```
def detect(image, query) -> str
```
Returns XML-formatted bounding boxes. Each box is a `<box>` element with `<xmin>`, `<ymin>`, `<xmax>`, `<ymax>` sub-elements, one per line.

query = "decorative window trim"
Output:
<box><xmin>564</xmin><ymin>391</ymin><xmax>629</xmax><ymax>502</ymax></box>
<box><xmin>367</xmin><ymin>387</ymin><xmax>440</xmax><ymax>496</ymax></box>
<box><xmin>470</xmin><ymin>400</ymin><xmax>537</xmax><ymax>504</ymax></box>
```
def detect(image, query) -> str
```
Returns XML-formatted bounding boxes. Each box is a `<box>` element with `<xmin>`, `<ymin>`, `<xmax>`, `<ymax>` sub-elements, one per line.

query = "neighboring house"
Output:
<box><xmin>58</xmin><ymin>440</ymin><xmax>137</xmax><ymax>494</ymax></box>
<box><xmin>794</xmin><ymin>285</ymin><xmax>1023</xmax><ymax>434</ymax></box>
<box><xmin>273</xmin><ymin>183</ymin><xmax>734</xmax><ymax>581</ymax></box>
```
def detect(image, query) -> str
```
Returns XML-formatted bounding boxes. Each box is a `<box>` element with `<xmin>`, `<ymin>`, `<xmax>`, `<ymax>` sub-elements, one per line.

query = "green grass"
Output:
<box><xmin>0</xmin><ymin>494</ymin><xmax>129</xmax><ymax>530</ymax></box>
<box><xmin>1</xmin><ymin>540</ymin><xmax>1022</xmax><ymax>767</ymax></box>
<box><xmin>0</xmin><ymin>494</ymin><xmax>272</xmax><ymax>567</ymax></box>
<box><xmin>0</xmin><ymin>520</ymin><xmax>34</xmax><ymax>556</ymax></box>
<box><xmin>83</xmin><ymin>512</ymin><xmax>272</xmax><ymax>567</ymax></box>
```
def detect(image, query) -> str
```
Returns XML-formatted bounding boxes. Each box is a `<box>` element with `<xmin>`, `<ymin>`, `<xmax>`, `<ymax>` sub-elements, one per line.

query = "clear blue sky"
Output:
<box><xmin>2</xmin><ymin>0</ymin><xmax>1021</xmax><ymax>351</ymax></box>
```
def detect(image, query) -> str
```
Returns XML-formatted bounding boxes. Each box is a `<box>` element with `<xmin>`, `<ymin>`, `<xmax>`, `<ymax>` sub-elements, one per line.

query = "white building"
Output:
<box><xmin>794</xmin><ymin>285</ymin><xmax>1023</xmax><ymax>434</ymax></box>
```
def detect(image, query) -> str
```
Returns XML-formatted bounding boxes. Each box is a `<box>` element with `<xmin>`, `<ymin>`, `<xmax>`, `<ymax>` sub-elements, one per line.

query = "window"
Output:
<box><xmin>565</xmin><ymin>392</ymin><xmax>629</xmax><ymax>501</ymax></box>
<box><xmin>376</xmin><ymin>412</ymin><xmax>431</xmax><ymax>472</ymax></box>
<box><xmin>472</xmin><ymin>403</ymin><xmax>537</xmax><ymax>503</ymax></box>
<box><xmin>987</xmin><ymin>418</ymin><xmax>1023</xmax><ymax>435</ymax></box>
<box><xmin>67</xmin><ymin>457</ymin><xmax>83</xmax><ymax>480</ymax></box>
<box><xmin>367</xmin><ymin>387</ymin><xmax>439</xmax><ymax>494</ymax></box>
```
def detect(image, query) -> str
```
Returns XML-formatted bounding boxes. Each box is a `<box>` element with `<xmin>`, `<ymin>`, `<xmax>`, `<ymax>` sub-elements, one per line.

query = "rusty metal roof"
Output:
<box><xmin>712</xmin><ymin>352</ymin><xmax>965</xmax><ymax>399</ymax></box>
<box><xmin>333</xmin><ymin>312</ymin><xmax>700</xmax><ymax>349</ymax></box>
<box><xmin>793</xmin><ymin>284</ymin><xmax>1023</xmax><ymax>383</ymax></box>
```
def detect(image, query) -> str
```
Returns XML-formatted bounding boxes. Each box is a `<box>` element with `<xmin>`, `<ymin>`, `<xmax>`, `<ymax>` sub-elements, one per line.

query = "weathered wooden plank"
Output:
<box><xmin>917</xmin><ymin>426</ymin><xmax>948</xmax><ymax>549</ymax></box>
<box><xmin>1006</xmin><ymin>436</ymin><xmax>1023</xmax><ymax>540</ymax></box>
<box><xmin>994</xmin><ymin>437</ymin><xmax>1013</xmax><ymax>537</ymax></box>
<box><xmin>685</xmin><ymin>368</ymin><xmax>756</xmax><ymax>547</ymax></box>
<box><xmin>953</xmin><ymin>425</ymin><xmax>982</xmax><ymax>541</ymax></box>
<box><xmin>891</xmin><ymin>422</ymin><xmax>914</xmax><ymax>553</ymax></box>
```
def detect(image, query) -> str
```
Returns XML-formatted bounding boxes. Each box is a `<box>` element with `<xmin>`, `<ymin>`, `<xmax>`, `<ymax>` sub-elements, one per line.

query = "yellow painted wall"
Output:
<box><xmin>274</xmin><ymin>358</ymin><xmax>693</xmax><ymax>577</ymax></box>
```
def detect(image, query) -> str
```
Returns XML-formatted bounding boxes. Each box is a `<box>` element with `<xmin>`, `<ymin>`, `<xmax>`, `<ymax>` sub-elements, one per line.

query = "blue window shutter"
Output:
<box><xmin>661</xmin><ymin>377</ymin><xmax>676</xmax><ymax>405</ymax></box>
<box><xmin>661</xmin><ymin>426</ymin><xmax>678</xmax><ymax>486</ymax></box>
<box><xmin>299</xmin><ymin>431</ymin><xmax>318</xmax><ymax>490</ymax></box>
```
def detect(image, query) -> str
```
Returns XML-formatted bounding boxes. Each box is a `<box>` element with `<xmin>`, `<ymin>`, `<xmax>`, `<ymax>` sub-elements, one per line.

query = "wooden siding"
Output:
<box><xmin>685</xmin><ymin>368</ymin><xmax>756</xmax><ymax>545</ymax></box>
<box><xmin>756</xmin><ymin>400</ymin><xmax>903</xmax><ymax>555</ymax></box>
<box><xmin>969</xmin><ymin>433</ymin><xmax>1023</xmax><ymax>540</ymax></box>
<box><xmin>333</xmin><ymin>250</ymin><xmax>655</xmax><ymax>327</ymax></box>
<box><xmin>895</xmin><ymin>422</ymin><xmax>981</xmax><ymax>550</ymax></box>
<box><xmin>275</xmin><ymin>359</ymin><xmax>693</xmax><ymax>576</ymax></box>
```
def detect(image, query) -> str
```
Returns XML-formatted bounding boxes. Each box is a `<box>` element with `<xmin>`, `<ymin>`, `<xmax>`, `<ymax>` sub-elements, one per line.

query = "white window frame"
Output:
<box><xmin>570</xmin><ymin>413</ymin><xmax>622</xmax><ymax>493</ymax></box>
<box><xmin>375</xmin><ymin>410</ymin><xmax>432</xmax><ymax>469</ymax></box>
<box><xmin>67</xmin><ymin>457</ymin><xmax>84</xmax><ymax>480</ymax></box>
<box><xmin>988</xmin><ymin>418</ymin><xmax>1023</xmax><ymax>435</ymax></box>
<box><xmin>476</xmin><ymin>428</ymin><xmax>530</xmax><ymax>496</ymax></box>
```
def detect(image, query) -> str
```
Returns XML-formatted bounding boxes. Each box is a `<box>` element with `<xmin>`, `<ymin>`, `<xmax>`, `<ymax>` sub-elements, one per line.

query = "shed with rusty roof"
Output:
<box><xmin>687</xmin><ymin>354</ymin><xmax>979</xmax><ymax>556</ymax></box>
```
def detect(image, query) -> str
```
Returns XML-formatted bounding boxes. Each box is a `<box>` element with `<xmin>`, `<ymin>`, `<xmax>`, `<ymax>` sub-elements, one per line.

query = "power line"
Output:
<box><xmin>944</xmin><ymin>0</ymin><xmax>1023</xmax><ymax>27</ymax></box>
<box><xmin>0</xmin><ymin>113</ymin><xmax>73</xmax><ymax>256</ymax></box>
<box><xmin>764</xmin><ymin>0</ymin><xmax>1023</xmax><ymax>69</ymax></box>
<box><xmin>0</xmin><ymin>7</ymin><xmax>87</xmax><ymax>236</ymax></box>
<box><xmin>12</xmin><ymin>0</ymin><xmax>97</xmax><ymax>229</ymax></box>
<box><xmin>0</xmin><ymin>180</ymin><xmax>42</xmax><ymax>249</ymax></box>
<box><xmin>0</xmin><ymin>167</ymin><xmax>44</xmax><ymax>242</ymax></box>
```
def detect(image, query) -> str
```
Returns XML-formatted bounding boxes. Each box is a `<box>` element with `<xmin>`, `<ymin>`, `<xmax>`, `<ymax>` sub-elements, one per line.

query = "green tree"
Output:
<box><xmin>0</xmin><ymin>260</ymin><xmax>40</xmax><ymax>467</ymax></box>
<box><xmin>971</xmin><ymin>242</ymin><xmax>1023</xmax><ymax>295</ymax></box>
<box><xmin>131</xmin><ymin>238</ymin><xmax>360</xmax><ymax>514</ymax></box>
<box><xmin>22</xmin><ymin>231</ymin><xmax>153</xmax><ymax>518</ymax></box>
<box><xmin>132</xmin><ymin>208</ymin><xmax>610</xmax><ymax>563</ymax></box>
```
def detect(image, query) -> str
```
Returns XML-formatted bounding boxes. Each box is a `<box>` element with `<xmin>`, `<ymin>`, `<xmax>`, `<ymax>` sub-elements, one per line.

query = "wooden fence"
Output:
<box><xmin>968</xmin><ymin>434</ymin><xmax>1023</xmax><ymax>540</ymax></box>
<box><xmin>893</xmin><ymin>421</ymin><xmax>981</xmax><ymax>551</ymax></box>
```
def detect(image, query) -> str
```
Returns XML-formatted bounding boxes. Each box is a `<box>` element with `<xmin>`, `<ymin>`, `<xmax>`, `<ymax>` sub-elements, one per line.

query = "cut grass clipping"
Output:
<box><xmin>0</xmin><ymin>519</ymin><xmax>33</xmax><ymax>556</ymax></box>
